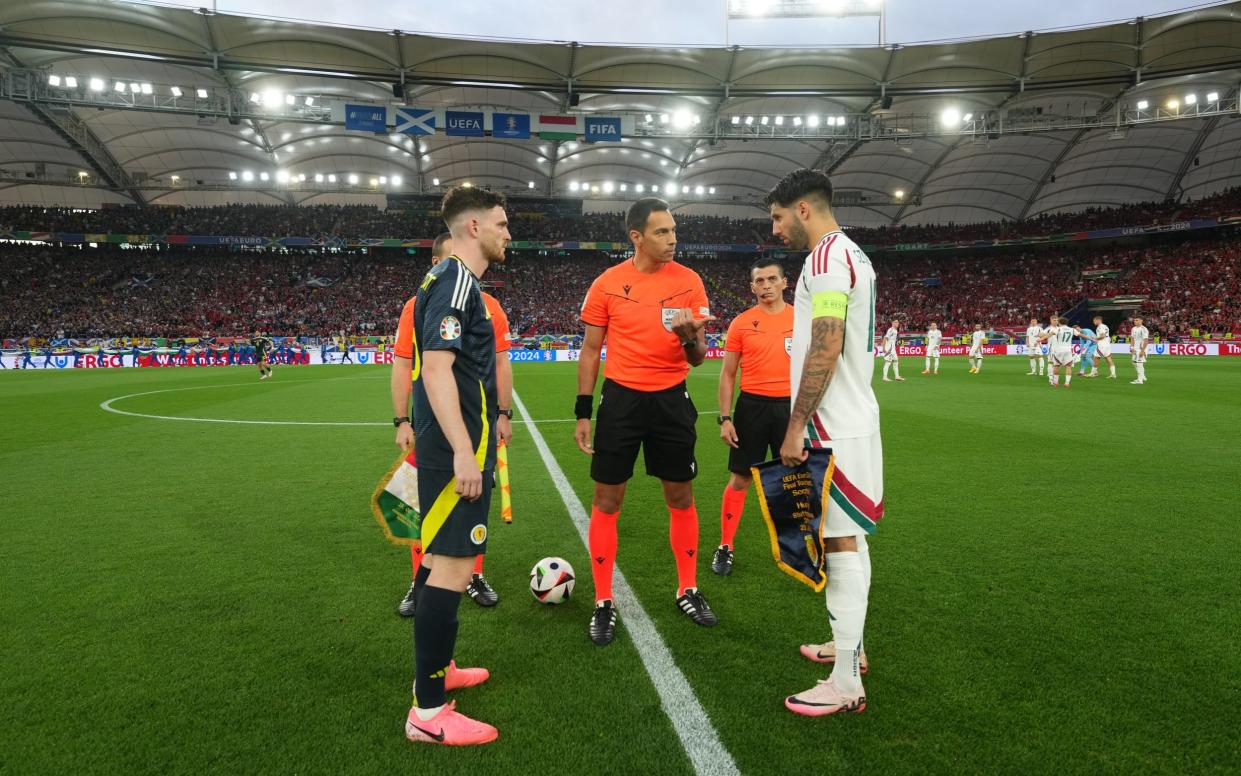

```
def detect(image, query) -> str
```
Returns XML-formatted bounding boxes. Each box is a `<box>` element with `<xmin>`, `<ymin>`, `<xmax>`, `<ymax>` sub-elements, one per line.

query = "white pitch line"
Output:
<box><xmin>510</xmin><ymin>389</ymin><xmax>739</xmax><ymax>776</ymax></box>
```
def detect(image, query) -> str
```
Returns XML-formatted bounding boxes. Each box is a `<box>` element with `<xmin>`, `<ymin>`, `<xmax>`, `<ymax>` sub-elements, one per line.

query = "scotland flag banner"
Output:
<box><xmin>394</xmin><ymin>107</ymin><xmax>435</xmax><ymax>135</ymax></box>
<box><xmin>751</xmin><ymin>449</ymin><xmax>835</xmax><ymax>592</ymax></box>
<box><xmin>370</xmin><ymin>447</ymin><xmax>422</xmax><ymax>546</ymax></box>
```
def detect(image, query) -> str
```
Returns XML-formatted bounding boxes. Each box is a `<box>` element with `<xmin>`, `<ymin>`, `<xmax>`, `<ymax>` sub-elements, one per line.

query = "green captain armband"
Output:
<box><xmin>812</xmin><ymin>291</ymin><xmax>848</xmax><ymax>319</ymax></box>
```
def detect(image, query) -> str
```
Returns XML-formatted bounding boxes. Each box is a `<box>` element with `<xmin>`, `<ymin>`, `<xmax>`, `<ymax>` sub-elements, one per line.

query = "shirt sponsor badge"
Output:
<box><xmin>439</xmin><ymin>316</ymin><xmax>462</xmax><ymax>340</ymax></box>
<box><xmin>662</xmin><ymin>307</ymin><xmax>679</xmax><ymax>332</ymax></box>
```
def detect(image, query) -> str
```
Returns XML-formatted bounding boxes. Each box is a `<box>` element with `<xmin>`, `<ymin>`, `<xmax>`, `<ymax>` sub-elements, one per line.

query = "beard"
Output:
<box><xmin>785</xmin><ymin>219</ymin><xmax>810</xmax><ymax>251</ymax></box>
<box><xmin>482</xmin><ymin>237</ymin><xmax>508</xmax><ymax>264</ymax></box>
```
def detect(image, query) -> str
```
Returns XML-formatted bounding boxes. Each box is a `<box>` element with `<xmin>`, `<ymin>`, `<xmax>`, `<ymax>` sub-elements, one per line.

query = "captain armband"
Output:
<box><xmin>811</xmin><ymin>291</ymin><xmax>848</xmax><ymax>319</ymax></box>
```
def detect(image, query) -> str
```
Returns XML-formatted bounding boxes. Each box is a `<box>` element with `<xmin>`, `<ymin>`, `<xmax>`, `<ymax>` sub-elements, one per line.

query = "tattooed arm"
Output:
<box><xmin>780</xmin><ymin>315</ymin><xmax>845</xmax><ymax>466</ymax></box>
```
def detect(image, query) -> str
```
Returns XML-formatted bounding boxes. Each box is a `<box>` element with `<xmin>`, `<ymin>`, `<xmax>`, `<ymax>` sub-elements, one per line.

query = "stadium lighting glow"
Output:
<box><xmin>1166</xmin><ymin>98</ymin><xmax>1180</xmax><ymax>110</ymax></box>
<box><xmin>603</xmin><ymin>181</ymin><xmax>615</xmax><ymax>193</ymax></box>
<box><xmin>660</xmin><ymin>113</ymin><xmax>670</xmax><ymax>124</ymax></box>
<box><xmin>636</xmin><ymin>184</ymin><xmax>645</xmax><ymax>193</ymax></box>
<box><xmin>793</xmin><ymin>116</ymin><xmax>802</xmax><ymax>126</ymax></box>
<box><xmin>660</xmin><ymin>159</ymin><xmax>668</xmax><ymax>166</ymax></box>
<box><xmin>249</xmin><ymin>92</ymin><xmax>261</xmax><ymax>104</ymax></box>
<box><xmin>692</xmin><ymin>115</ymin><xmax>701</xmax><ymax>125</ymax></box>
<box><xmin>807</xmin><ymin>115</ymin><xmax>820</xmax><ymax>127</ymax></box>
<box><xmin>774</xmin><ymin>115</ymin><xmax>784</xmax><ymax>125</ymax></box>
<box><xmin>941</xmin><ymin>108</ymin><xmax>962</xmax><ymax>127</ymax></box>
<box><xmin>78</xmin><ymin>170</ymin><xmax>88</xmax><ymax>178</ymax></box>
<box><xmin>760</xmin><ymin>115</ymin><xmax>770</xmax><ymax>125</ymax></box>
<box><xmin>380</xmin><ymin>176</ymin><xmax>389</xmax><ymax>184</ymax></box>
<box><xmin>1185</xmin><ymin>93</ymin><xmax>1197</xmax><ymax>105</ymax></box>
<box><xmin>826</xmin><ymin>116</ymin><xmax>836</xmax><ymax>127</ymax></box>
<box><xmin>833</xmin><ymin>115</ymin><xmax>845</xmax><ymax>125</ymax></box>
<box><xmin>1206</xmin><ymin>91</ymin><xmax>1219</xmax><ymax>103</ymax></box>
<box><xmin>1136</xmin><ymin>99</ymin><xmax>1149</xmax><ymax>110</ymax></box>
<box><xmin>263</xmin><ymin>90</ymin><xmax>283</xmax><ymax>108</ymax></box>
<box><xmin>304</xmin><ymin>96</ymin><xmax>314</xmax><ymax>106</ymax></box>
<box><xmin>285</xmin><ymin>94</ymin><xmax>296</xmax><ymax>106</ymax></box>
<box><xmin>962</xmin><ymin>112</ymin><xmax>973</xmax><ymax>122</ymax></box>
<box><xmin>569</xmin><ymin>181</ymin><xmax>580</xmax><ymax>191</ymax></box>
<box><xmin>241</xmin><ymin>170</ymin><xmax>254</xmax><ymax>181</ymax></box>
<box><xmin>894</xmin><ymin>189</ymin><xmax>905</xmax><ymax>199</ymax></box>
<box><xmin>328</xmin><ymin>174</ymin><xmax>338</xmax><ymax>183</ymax></box>
<box><xmin>65</xmin><ymin>76</ymin><xmax>78</xmax><ymax>88</ymax></box>
<box><xmin>708</xmin><ymin>187</ymin><xmax>716</xmax><ymax>194</ymax></box>
<box><xmin>314</xmin><ymin>173</ymin><xmax>324</xmax><ymax>182</ymax></box>
<box><xmin>140</xmin><ymin>83</ymin><xmax>153</xmax><ymax>95</ymax></box>
<box><xmin>695</xmin><ymin>185</ymin><xmax>705</xmax><ymax>194</ymax></box>
<box><xmin>681</xmin><ymin>185</ymin><xmax>690</xmax><ymax>194</ymax></box>
<box><xmin>196</xmin><ymin>88</ymin><xmax>209</xmax><ymax>98</ymax></box>
<box><xmin>170</xmin><ymin>86</ymin><xmax>183</xmax><ymax>97</ymax></box>
<box><xmin>48</xmin><ymin>74</ymin><xmax>61</xmax><ymax>86</ymax></box>
<box><xmin>347</xmin><ymin>174</ymin><xmax>359</xmax><ymax>184</ymax></box>
<box><xmin>229</xmin><ymin>171</ymin><xmax>238</xmax><ymax>180</ymax></box>
<box><xmin>297</xmin><ymin>174</ymin><xmax>306</xmax><ymax>182</ymax></box>
<box><xmin>673</xmin><ymin>111</ymin><xmax>692</xmax><ymax>129</ymax></box>
<box><xmin>259</xmin><ymin>172</ymin><xmax>270</xmax><ymax>181</ymax></box>
<box><xmin>89</xmin><ymin>78</ymin><xmax>104</xmax><ymax>91</ymax></box>
<box><xmin>371</xmin><ymin>177</ymin><xmax>380</xmax><ymax>186</ymax></box>
<box><xmin>114</xmin><ymin>81</ymin><xmax>125</xmax><ymax>92</ymax></box>
<box><xmin>620</xmin><ymin>184</ymin><xmax>628</xmax><ymax>191</ymax></box>
<box><xmin>129</xmin><ymin>82</ymin><xmax>141</xmax><ymax>94</ymax></box>
<box><xmin>731</xmin><ymin>116</ymin><xmax>740</xmax><ymax>125</ymax></box>
<box><xmin>463</xmin><ymin>182</ymin><xmax>473</xmax><ymax>188</ymax></box>
<box><xmin>276</xmin><ymin>170</ymin><xmax>289</xmax><ymax>183</ymax></box>
<box><xmin>591</xmin><ymin>185</ymin><xmax>599</xmax><ymax>193</ymax></box>
<box><xmin>527</xmin><ymin>180</ymin><xmax>535</xmax><ymax>189</ymax></box>
<box><xmin>644</xmin><ymin>114</ymin><xmax>653</xmax><ymax>123</ymax></box>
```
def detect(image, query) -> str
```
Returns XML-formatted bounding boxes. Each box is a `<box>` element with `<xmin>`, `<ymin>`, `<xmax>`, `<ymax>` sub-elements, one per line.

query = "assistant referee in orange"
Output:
<box><xmin>574</xmin><ymin>197</ymin><xmax>718</xmax><ymax>646</ymax></box>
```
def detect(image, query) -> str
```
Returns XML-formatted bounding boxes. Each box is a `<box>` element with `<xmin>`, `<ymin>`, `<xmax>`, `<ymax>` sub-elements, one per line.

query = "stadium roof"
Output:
<box><xmin>2</xmin><ymin>0</ymin><xmax>1241</xmax><ymax>225</ymax></box>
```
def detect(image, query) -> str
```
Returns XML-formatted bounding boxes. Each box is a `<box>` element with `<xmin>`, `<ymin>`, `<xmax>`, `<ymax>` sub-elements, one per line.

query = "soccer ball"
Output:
<box><xmin>529</xmin><ymin>557</ymin><xmax>575</xmax><ymax>604</ymax></box>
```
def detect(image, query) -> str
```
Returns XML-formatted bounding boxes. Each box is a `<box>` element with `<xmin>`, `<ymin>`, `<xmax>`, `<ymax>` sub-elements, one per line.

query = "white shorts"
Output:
<box><xmin>883</xmin><ymin>350</ymin><xmax>898</xmax><ymax>362</ymax></box>
<box><xmin>1050</xmin><ymin>349</ymin><xmax>1074</xmax><ymax>366</ymax></box>
<box><xmin>969</xmin><ymin>346</ymin><xmax>983</xmax><ymax>358</ymax></box>
<box><xmin>1027</xmin><ymin>344</ymin><xmax>1043</xmax><ymax>356</ymax></box>
<box><xmin>927</xmin><ymin>346</ymin><xmax>940</xmax><ymax>358</ymax></box>
<box><xmin>1097</xmin><ymin>342</ymin><xmax>1112</xmax><ymax>357</ymax></box>
<box><xmin>1132</xmin><ymin>351</ymin><xmax>1147</xmax><ymax>364</ymax></box>
<box><xmin>824</xmin><ymin>432</ymin><xmax>884</xmax><ymax>538</ymax></box>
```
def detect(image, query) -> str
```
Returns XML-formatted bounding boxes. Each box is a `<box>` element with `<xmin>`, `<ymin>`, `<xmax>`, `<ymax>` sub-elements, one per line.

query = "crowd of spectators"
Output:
<box><xmin>5</xmin><ymin>184</ymin><xmax>1240</xmax><ymax>248</ymax></box>
<box><xmin>3</xmin><ymin>230</ymin><xmax>1238</xmax><ymax>343</ymax></box>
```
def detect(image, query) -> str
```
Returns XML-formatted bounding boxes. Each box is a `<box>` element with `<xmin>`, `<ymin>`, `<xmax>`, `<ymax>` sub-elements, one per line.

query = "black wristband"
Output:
<box><xmin>575</xmin><ymin>394</ymin><xmax>593</xmax><ymax>420</ymax></box>
<box><xmin>393</xmin><ymin>416</ymin><xmax>410</xmax><ymax>428</ymax></box>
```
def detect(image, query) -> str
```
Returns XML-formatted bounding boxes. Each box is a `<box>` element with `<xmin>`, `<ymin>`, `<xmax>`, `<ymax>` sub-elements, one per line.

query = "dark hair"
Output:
<box><xmin>750</xmin><ymin>258</ymin><xmax>785</xmax><ymax>277</ymax></box>
<box><xmin>432</xmin><ymin>231</ymin><xmax>453</xmax><ymax>257</ymax></box>
<box><xmin>625</xmin><ymin>197</ymin><xmax>671</xmax><ymax>235</ymax></box>
<box><xmin>764</xmin><ymin>168</ymin><xmax>833</xmax><ymax>210</ymax></box>
<box><xmin>441</xmin><ymin>186</ymin><xmax>506</xmax><ymax>227</ymax></box>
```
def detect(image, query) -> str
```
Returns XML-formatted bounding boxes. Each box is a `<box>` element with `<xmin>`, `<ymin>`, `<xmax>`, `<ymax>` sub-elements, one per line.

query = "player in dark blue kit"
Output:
<box><xmin>250</xmin><ymin>331</ymin><xmax>274</xmax><ymax>380</ymax></box>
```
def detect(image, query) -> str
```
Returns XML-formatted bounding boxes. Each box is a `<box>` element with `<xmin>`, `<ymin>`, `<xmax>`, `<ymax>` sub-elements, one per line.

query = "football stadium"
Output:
<box><xmin>2</xmin><ymin>0</ymin><xmax>1240</xmax><ymax>772</ymax></box>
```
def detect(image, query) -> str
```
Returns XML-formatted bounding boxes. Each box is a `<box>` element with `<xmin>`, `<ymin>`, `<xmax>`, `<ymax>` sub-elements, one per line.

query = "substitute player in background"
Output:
<box><xmin>967</xmin><ymin>323</ymin><xmax>987</xmax><ymax>373</ymax></box>
<box><xmin>1092</xmin><ymin>315</ymin><xmax>1118</xmax><ymax>378</ymax></box>
<box><xmin>922</xmin><ymin>321</ymin><xmax>942</xmax><ymax>375</ymax></box>
<box><xmin>715</xmin><ymin>259</ymin><xmax>793</xmax><ymax>576</ymax></box>
<box><xmin>575</xmin><ymin>197</ymin><xmax>718</xmax><ymax>647</ymax></box>
<box><xmin>251</xmin><ymin>330</ymin><xmax>273</xmax><ymax>380</ymax></box>
<box><xmin>1026</xmin><ymin>318</ymin><xmax>1045</xmax><ymax>376</ymax></box>
<box><xmin>1130</xmin><ymin>317</ymin><xmax>1150</xmax><ymax>384</ymax></box>
<box><xmin>393</xmin><ymin>232</ymin><xmax>513</xmax><ymax>616</ymax></box>
<box><xmin>404</xmin><ymin>186</ymin><xmax>509</xmax><ymax>747</ymax></box>
<box><xmin>767</xmin><ymin>169</ymin><xmax>881</xmax><ymax>716</ymax></box>
<box><xmin>1040</xmin><ymin>315</ymin><xmax>1076</xmax><ymax>387</ymax></box>
<box><xmin>881</xmin><ymin>319</ymin><xmax>904</xmax><ymax>382</ymax></box>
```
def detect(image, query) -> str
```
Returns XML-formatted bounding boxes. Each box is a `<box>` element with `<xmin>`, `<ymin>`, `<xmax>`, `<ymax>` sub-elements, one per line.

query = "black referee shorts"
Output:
<box><xmin>591</xmin><ymin>378</ymin><xmax>698</xmax><ymax>485</ymax></box>
<box><xmin>728</xmin><ymin>391</ymin><xmax>791</xmax><ymax>476</ymax></box>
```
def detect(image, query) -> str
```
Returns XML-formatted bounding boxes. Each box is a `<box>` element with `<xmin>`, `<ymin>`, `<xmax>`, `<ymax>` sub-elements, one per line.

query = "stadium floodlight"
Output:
<box><xmin>48</xmin><ymin>74</ymin><xmax>61</xmax><ymax>86</ymax></box>
<box><xmin>692</xmin><ymin>115</ymin><xmax>701</xmax><ymax>125</ymax></box>
<box><xmin>603</xmin><ymin>181</ymin><xmax>615</xmax><ymax>193</ymax></box>
<box><xmin>660</xmin><ymin>159</ymin><xmax>668</xmax><ymax>166</ymax></box>
<box><xmin>90</xmin><ymin>77</ymin><xmax>105</xmax><ymax>91</ymax></box>
<box><xmin>619</xmin><ymin>183</ymin><xmax>628</xmax><ymax>191</ymax></box>
<box><xmin>774</xmin><ymin>115</ymin><xmax>784</xmax><ymax>125</ymax></box>
<box><xmin>304</xmin><ymin>96</ymin><xmax>314</xmax><ymax>106</ymax></box>
<box><xmin>1207</xmin><ymin>91</ymin><xmax>1219</xmax><ymax>103</ymax></box>
<box><xmin>1166</xmin><ymin>98</ymin><xmax>1180</xmax><ymax>110</ymax></box>
<box><xmin>894</xmin><ymin>189</ymin><xmax>905</xmax><ymax>199</ymax></box>
<box><xmin>314</xmin><ymin>173</ymin><xmax>324</xmax><ymax>182</ymax></box>
<box><xmin>170</xmin><ymin>86</ymin><xmax>183</xmax><ymax>97</ymax></box>
<box><xmin>569</xmin><ymin>181</ymin><xmax>580</xmax><ymax>191</ymax></box>
<box><xmin>196</xmin><ymin>88</ymin><xmax>209</xmax><ymax>98</ymax></box>
<box><xmin>140</xmin><ymin>83</ymin><xmax>153</xmax><ymax>95</ymax></box>
<box><xmin>681</xmin><ymin>184</ymin><xmax>691</xmax><ymax>194</ymax></box>
<box><xmin>379</xmin><ymin>176</ymin><xmax>388</xmax><ymax>184</ymax></box>
<box><xmin>390</xmin><ymin>175</ymin><xmax>400</xmax><ymax>185</ymax></box>
<box><xmin>328</xmin><ymin>174</ymin><xmax>338</xmax><ymax>183</ymax></box>
<box><xmin>636</xmin><ymin>184</ymin><xmax>645</xmax><ymax>193</ymax></box>
<box><xmin>285</xmin><ymin>94</ymin><xmax>296</xmax><ymax>106</ymax></box>
<box><xmin>463</xmin><ymin>181</ymin><xmax>475</xmax><ymax>188</ymax></box>
<box><xmin>644</xmin><ymin>114</ymin><xmax>653</xmax><ymax>123</ymax></box>
<box><xmin>826</xmin><ymin>116</ymin><xmax>836</xmax><ymax>127</ymax></box>
<box><xmin>297</xmin><ymin>173</ymin><xmax>306</xmax><ymax>182</ymax></box>
<box><xmin>708</xmin><ymin>187</ymin><xmax>716</xmax><ymax>194</ymax></box>
<box><xmin>371</xmin><ymin>177</ymin><xmax>381</xmax><ymax>186</ymax></box>
<box><xmin>429</xmin><ymin>177</ymin><xmax>437</xmax><ymax>185</ymax></box>
<box><xmin>591</xmin><ymin>185</ymin><xmax>600</xmax><ymax>193</ymax></box>
<box><xmin>941</xmin><ymin>108</ymin><xmax>962</xmax><ymax>127</ymax></box>
<box><xmin>833</xmin><ymin>115</ymin><xmax>845</xmax><ymax>126</ymax></box>
<box><xmin>65</xmin><ymin>76</ymin><xmax>78</xmax><ymax>88</ymax></box>
<box><xmin>807</xmin><ymin>114</ymin><xmax>820</xmax><ymax>127</ymax></box>
<box><xmin>170</xmin><ymin>175</ymin><xmax>180</xmax><ymax>182</ymax></box>
<box><xmin>660</xmin><ymin>113</ymin><xmax>670</xmax><ymax>124</ymax></box>
<box><xmin>259</xmin><ymin>172</ymin><xmax>270</xmax><ymax>181</ymax></box>
<box><xmin>793</xmin><ymin>116</ymin><xmax>803</xmax><ymax>126</ymax></box>
<box><xmin>1136</xmin><ymin>99</ymin><xmax>1149</xmax><ymax>110</ymax></box>
<box><xmin>228</xmin><ymin>171</ymin><xmax>238</xmax><ymax>180</ymax></box>
<box><xmin>249</xmin><ymin>91</ymin><xmax>261</xmax><ymax>104</ymax></box>
<box><xmin>744</xmin><ymin>115</ymin><xmax>755</xmax><ymax>125</ymax></box>
<box><xmin>129</xmin><ymin>82</ymin><xmax>141</xmax><ymax>94</ymax></box>
<box><xmin>527</xmin><ymin>180</ymin><xmax>535</xmax><ymax>189</ymax></box>
<box><xmin>1185</xmin><ymin>93</ymin><xmax>1197</xmax><ymax>105</ymax></box>
<box><xmin>422</xmin><ymin>154</ymin><xmax>431</xmax><ymax>163</ymax></box>
<box><xmin>695</xmin><ymin>185</ymin><xmax>705</xmax><ymax>194</ymax></box>
<box><xmin>731</xmin><ymin>115</ymin><xmax>741</xmax><ymax>125</ymax></box>
<box><xmin>114</xmin><ymin>81</ymin><xmax>125</xmax><ymax>92</ymax></box>
<box><xmin>962</xmin><ymin>112</ymin><xmax>973</xmax><ymax>122</ymax></box>
<box><xmin>347</xmin><ymin>174</ymin><xmax>359</xmax><ymax>184</ymax></box>
<box><xmin>263</xmin><ymin>90</ymin><xmax>283</xmax><ymax>108</ymax></box>
<box><xmin>673</xmin><ymin>111</ymin><xmax>692</xmax><ymax>129</ymax></box>
<box><xmin>241</xmin><ymin>170</ymin><xmax>254</xmax><ymax>181</ymax></box>
<box><xmin>276</xmin><ymin>170</ymin><xmax>290</xmax><ymax>183</ymax></box>
<box><xmin>760</xmin><ymin>115</ymin><xmax>770</xmax><ymax>125</ymax></box>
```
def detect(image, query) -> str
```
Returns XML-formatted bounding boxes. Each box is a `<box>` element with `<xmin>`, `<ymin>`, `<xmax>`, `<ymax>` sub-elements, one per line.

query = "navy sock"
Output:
<box><xmin>413</xmin><ymin>585</ymin><xmax>461</xmax><ymax>709</ymax></box>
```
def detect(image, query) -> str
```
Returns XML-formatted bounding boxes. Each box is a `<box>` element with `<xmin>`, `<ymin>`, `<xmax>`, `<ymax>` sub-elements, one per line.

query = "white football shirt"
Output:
<box><xmin>1131</xmin><ymin>325</ymin><xmax>1149</xmax><ymax>351</ymax></box>
<box><xmin>971</xmin><ymin>330</ymin><xmax>986</xmax><ymax>348</ymax></box>
<box><xmin>791</xmin><ymin>231</ymin><xmax>880</xmax><ymax>442</ymax></box>
<box><xmin>883</xmin><ymin>326</ymin><xmax>898</xmax><ymax>353</ymax></box>
<box><xmin>1026</xmin><ymin>325</ymin><xmax>1042</xmax><ymax>348</ymax></box>
<box><xmin>927</xmin><ymin>329</ymin><xmax>942</xmax><ymax>348</ymax></box>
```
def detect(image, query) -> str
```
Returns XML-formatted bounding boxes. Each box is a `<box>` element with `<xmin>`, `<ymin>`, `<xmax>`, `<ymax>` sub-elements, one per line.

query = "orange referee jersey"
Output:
<box><xmin>580</xmin><ymin>259</ymin><xmax>710</xmax><ymax>392</ymax></box>
<box><xmin>725</xmin><ymin>304</ymin><xmax>793</xmax><ymax>397</ymax></box>
<box><xmin>395</xmin><ymin>291</ymin><xmax>511</xmax><ymax>359</ymax></box>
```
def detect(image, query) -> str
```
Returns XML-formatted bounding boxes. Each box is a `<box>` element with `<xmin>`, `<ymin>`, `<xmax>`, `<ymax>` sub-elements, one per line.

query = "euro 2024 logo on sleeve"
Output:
<box><xmin>440</xmin><ymin>315</ymin><xmax>462</xmax><ymax>341</ymax></box>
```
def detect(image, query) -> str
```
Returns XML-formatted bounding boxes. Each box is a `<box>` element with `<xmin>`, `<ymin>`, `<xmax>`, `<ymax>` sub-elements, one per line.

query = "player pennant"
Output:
<box><xmin>370</xmin><ymin>447</ymin><xmax>422</xmax><ymax>545</ymax></box>
<box><xmin>751</xmin><ymin>449</ymin><xmax>835</xmax><ymax>592</ymax></box>
<box><xmin>497</xmin><ymin>440</ymin><xmax>513</xmax><ymax>524</ymax></box>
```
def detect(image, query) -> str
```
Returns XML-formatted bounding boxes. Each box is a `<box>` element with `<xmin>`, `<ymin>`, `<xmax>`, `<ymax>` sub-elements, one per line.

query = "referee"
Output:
<box><xmin>574</xmin><ymin>197</ymin><xmax>718</xmax><ymax>647</ymax></box>
<box><xmin>713</xmin><ymin>259</ymin><xmax>793</xmax><ymax>576</ymax></box>
<box><xmin>404</xmin><ymin>185</ymin><xmax>509</xmax><ymax>746</ymax></box>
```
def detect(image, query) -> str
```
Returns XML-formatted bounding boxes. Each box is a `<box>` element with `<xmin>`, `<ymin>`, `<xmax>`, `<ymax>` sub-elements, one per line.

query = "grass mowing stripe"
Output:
<box><xmin>511</xmin><ymin>389</ymin><xmax>740</xmax><ymax>776</ymax></box>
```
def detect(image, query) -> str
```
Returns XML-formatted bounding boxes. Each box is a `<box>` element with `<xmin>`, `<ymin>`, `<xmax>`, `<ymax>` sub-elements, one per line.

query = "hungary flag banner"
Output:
<box><xmin>370</xmin><ymin>447</ymin><xmax>422</xmax><ymax>545</ymax></box>
<box><xmin>751</xmin><ymin>449</ymin><xmax>835</xmax><ymax>592</ymax></box>
<box><xmin>538</xmin><ymin>114</ymin><xmax>579</xmax><ymax>141</ymax></box>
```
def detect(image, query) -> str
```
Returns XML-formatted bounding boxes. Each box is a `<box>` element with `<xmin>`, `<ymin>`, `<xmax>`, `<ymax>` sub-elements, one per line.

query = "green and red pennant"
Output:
<box><xmin>538</xmin><ymin>114</ymin><xmax>579</xmax><ymax>141</ymax></box>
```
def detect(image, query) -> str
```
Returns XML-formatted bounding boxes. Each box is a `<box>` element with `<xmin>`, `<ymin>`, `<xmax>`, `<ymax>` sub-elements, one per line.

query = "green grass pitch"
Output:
<box><xmin>1</xmin><ymin>356</ymin><xmax>1238</xmax><ymax>775</ymax></box>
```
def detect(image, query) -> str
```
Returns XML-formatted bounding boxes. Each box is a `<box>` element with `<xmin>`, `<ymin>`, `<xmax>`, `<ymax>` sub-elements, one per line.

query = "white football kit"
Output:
<box><xmin>1095</xmin><ymin>323</ymin><xmax>1112</xmax><ymax>357</ymax></box>
<box><xmin>969</xmin><ymin>329</ymin><xmax>986</xmax><ymax>358</ymax></box>
<box><xmin>1131</xmin><ymin>325</ymin><xmax>1150</xmax><ymax>363</ymax></box>
<box><xmin>882</xmin><ymin>327</ymin><xmax>899</xmax><ymax>362</ymax></box>
<box><xmin>793</xmin><ymin>230</ymin><xmax>884</xmax><ymax>537</ymax></box>
<box><xmin>1048</xmin><ymin>325</ymin><xmax>1076</xmax><ymax>365</ymax></box>
<box><xmin>926</xmin><ymin>329</ymin><xmax>942</xmax><ymax>356</ymax></box>
<box><xmin>1026</xmin><ymin>325</ymin><xmax>1043</xmax><ymax>353</ymax></box>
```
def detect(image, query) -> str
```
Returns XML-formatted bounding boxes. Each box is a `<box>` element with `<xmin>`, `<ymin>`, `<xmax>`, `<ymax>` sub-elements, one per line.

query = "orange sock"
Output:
<box><xmin>473</xmin><ymin>554</ymin><xmax>484</xmax><ymax>575</ymax></box>
<box><xmin>410</xmin><ymin>543</ymin><xmax>424</xmax><ymax>577</ymax></box>
<box><xmin>588</xmin><ymin>506</ymin><xmax>619</xmax><ymax>603</ymax></box>
<box><xmin>719</xmin><ymin>485</ymin><xmax>746</xmax><ymax>549</ymax></box>
<box><xmin>669</xmin><ymin>503</ymin><xmax>700</xmax><ymax>596</ymax></box>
